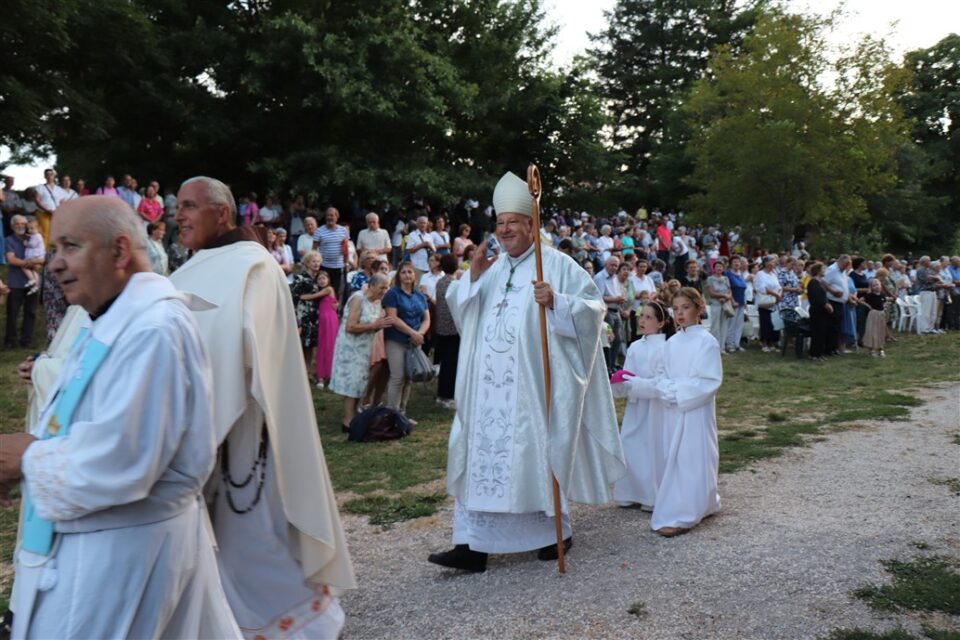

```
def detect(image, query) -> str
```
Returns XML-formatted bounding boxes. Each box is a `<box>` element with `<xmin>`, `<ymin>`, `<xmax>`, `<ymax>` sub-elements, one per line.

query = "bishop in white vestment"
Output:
<box><xmin>2</xmin><ymin>198</ymin><xmax>240</xmax><ymax>639</ymax></box>
<box><xmin>170</xmin><ymin>177</ymin><xmax>355</xmax><ymax>639</ymax></box>
<box><xmin>428</xmin><ymin>172</ymin><xmax>626</xmax><ymax>573</ymax></box>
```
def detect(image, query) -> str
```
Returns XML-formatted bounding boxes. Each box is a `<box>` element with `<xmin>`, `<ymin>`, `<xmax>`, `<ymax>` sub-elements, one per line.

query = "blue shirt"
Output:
<box><xmin>4</xmin><ymin>234</ymin><xmax>28</xmax><ymax>289</ymax></box>
<box><xmin>725</xmin><ymin>269</ymin><xmax>746</xmax><ymax>305</ymax></box>
<box><xmin>382</xmin><ymin>286</ymin><xmax>428</xmax><ymax>343</ymax></box>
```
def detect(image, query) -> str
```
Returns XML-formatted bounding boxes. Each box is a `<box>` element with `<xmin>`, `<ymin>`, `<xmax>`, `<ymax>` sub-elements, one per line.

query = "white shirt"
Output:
<box><xmin>392</xmin><ymin>220</ymin><xmax>406</xmax><ymax>246</ymax></box>
<box><xmin>296</xmin><ymin>233</ymin><xmax>314</xmax><ymax>259</ymax></box>
<box><xmin>419</xmin><ymin>271</ymin><xmax>442</xmax><ymax>302</ymax></box>
<box><xmin>753</xmin><ymin>270</ymin><xmax>782</xmax><ymax>297</ymax></box>
<box><xmin>259</xmin><ymin>205</ymin><xmax>280</xmax><ymax>222</ymax></box>
<box><xmin>593</xmin><ymin>270</ymin><xmax>623</xmax><ymax>308</ymax></box>
<box><xmin>406</xmin><ymin>229</ymin><xmax>433</xmax><ymax>271</ymax></box>
<box><xmin>357</xmin><ymin>228</ymin><xmax>391</xmax><ymax>253</ymax></box>
<box><xmin>430</xmin><ymin>230</ymin><xmax>451</xmax><ymax>253</ymax></box>
<box><xmin>823</xmin><ymin>263</ymin><xmax>849</xmax><ymax>303</ymax></box>
<box><xmin>35</xmin><ymin>183</ymin><xmax>65</xmax><ymax>212</ymax></box>
<box><xmin>629</xmin><ymin>274</ymin><xmax>656</xmax><ymax>311</ymax></box>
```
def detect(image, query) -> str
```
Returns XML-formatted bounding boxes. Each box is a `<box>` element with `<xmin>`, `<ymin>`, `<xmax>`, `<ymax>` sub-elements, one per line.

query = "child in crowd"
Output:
<box><xmin>23</xmin><ymin>219</ymin><xmax>46</xmax><ymax>295</ymax></box>
<box><xmin>652</xmin><ymin>286</ymin><xmax>722</xmax><ymax>537</ymax></box>
<box><xmin>859</xmin><ymin>278</ymin><xmax>889</xmax><ymax>357</ymax></box>
<box><xmin>611</xmin><ymin>301</ymin><xmax>675</xmax><ymax>511</ymax></box>
<box><xmin>314</xmin><ymin>270</ymin><xmax>339</xmax><ymax>389</ymax></box>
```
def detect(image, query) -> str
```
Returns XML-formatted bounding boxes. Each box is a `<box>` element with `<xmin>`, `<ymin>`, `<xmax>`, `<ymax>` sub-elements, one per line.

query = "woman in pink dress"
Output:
<box><xmin>314</xmin><ymin>270</ymin><xmax>339</xmax><ymax>388</ymax></box>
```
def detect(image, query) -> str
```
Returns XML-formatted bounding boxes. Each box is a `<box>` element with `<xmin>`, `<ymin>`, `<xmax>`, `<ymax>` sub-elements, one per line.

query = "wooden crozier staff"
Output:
<box><xmin>526</xmin><ymin>163</ymin><xmax>566</xmax><ymax>575</ymax></box>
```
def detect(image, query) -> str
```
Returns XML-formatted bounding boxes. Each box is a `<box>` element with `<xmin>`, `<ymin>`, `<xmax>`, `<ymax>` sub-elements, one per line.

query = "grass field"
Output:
<box><xmin>2</xmin><ymin>279</ymin><xmax>959</xmax><ymax>608</ymax></box>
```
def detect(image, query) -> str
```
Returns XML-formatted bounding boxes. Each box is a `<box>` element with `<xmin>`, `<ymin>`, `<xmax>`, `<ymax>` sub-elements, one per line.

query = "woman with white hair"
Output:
<box><xmin>597</xmin><ymin>224</ymin><xmax>615</xmax><ymax>263</ymax></box>
<box><xmin>330</xmin><ymin>273</ymin><xmax>393</xmax><ymax>430</ymax></box>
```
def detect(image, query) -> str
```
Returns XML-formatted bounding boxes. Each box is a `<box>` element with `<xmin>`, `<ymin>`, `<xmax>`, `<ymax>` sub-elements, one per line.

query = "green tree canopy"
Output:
<box><xmin>681</xmin><ymin>10</ymin><xmax>910</xmax><ymax>252</ymax></box>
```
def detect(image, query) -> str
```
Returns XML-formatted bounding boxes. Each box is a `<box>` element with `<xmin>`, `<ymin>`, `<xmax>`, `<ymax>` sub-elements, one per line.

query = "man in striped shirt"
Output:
<box><xmin>313</xmin><ymin>207</ymin><xmax>349</xmax><ymax>296</ymax></box>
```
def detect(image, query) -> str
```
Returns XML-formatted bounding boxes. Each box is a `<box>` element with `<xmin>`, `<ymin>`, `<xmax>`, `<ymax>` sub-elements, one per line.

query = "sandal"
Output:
<box><xmin>656</xmin><ymin>527</ymin><xmax>690</xmax><ymax>538</ymax></box>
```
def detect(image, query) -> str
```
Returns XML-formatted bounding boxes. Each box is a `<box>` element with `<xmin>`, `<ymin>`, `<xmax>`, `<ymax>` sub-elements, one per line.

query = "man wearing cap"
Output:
<box><xmin>427</xmin><ymin>171</ymin><xmax>626</xmax><ymax>573</ymax></box>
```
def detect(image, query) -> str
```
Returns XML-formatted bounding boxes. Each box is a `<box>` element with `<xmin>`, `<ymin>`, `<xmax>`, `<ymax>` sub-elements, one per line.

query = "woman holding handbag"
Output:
<box><xmin>382</xmin><ymin>261</ymin><xmax>430</xmax><ymax>421</ymax></box>
<box><xmin>753</xmin><ymin>256</ymin><xmax>783</xmax><ymax>352</ymax></box>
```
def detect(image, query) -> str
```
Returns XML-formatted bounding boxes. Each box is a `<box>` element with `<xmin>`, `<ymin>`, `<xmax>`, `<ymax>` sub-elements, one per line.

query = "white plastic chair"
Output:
<box><xmin>896</xmin><ymin>298</ymin><xmax>917</xmax><ymax>333</ymax></box>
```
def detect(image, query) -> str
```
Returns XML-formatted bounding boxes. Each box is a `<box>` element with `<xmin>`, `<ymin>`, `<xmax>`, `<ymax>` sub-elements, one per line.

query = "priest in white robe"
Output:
<box><xmin>427</xmin><ymin>171</ymin><xmax>626</xmax><ymax>573</ymax></box>
<box><xmin>0</xmin><ymin>197</ymin><xmax>239</xmax><ymax>639</ymax></box>
<box><xmin>170</xmin><ymin>177</ymin><xmax>355</xmax><ymax>639</ymax></box>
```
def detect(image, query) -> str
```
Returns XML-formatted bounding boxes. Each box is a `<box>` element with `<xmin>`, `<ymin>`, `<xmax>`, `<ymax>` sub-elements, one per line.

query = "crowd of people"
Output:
<box><xmin>0</xmin><ymin>167</ymin><xmax>957</xmax><ymax>636</ymax></box>
<box><xmin>3</xmin><ymin>169</ymin><xmax>958</xmax><ymax>421</ymax></box>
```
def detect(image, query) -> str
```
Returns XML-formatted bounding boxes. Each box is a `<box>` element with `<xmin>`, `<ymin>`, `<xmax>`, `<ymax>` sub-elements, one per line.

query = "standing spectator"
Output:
<box><xmin>822</xmin><ymin>255</ymin><xmax>851</xmax><ymax>355</ymax></box>
<box><xmin>348</xmin><ymin>250</ymin><xmax>377</xmax><ymax>295</ymax></box>
<box><xmin>356</xmin><ymin>212</ymin><xmax>392</xmax><ymax>258</ymax></box>
<box><xmin>95</xmin><ymin>175</ymin><xmax>120</xmax><ymax>198</ymax></box>
<box><xmin>330</xmin><ymin>274</ymin><xmax>392</xmax><ymax>429</ymax></box>
<box><xmin>671</xmin><ymin>226</ymin><xmax>692</xmax><ymax>278</ymax></box>
<box><xmin>117</xmin><ymin>174</ymin><xmax>140</xmax><ymax>210</ymax></box>
<box><xmin>314</xmin><ymin>270</ymin><xmax>340</xmax><ymax>389</ymax></box>
<box><xmin>453</xmin><ymin>223</ymin><xmax>473</xmax><ymax>259</ymax></box>
<box><xmin>290</xmin><ymin>251</ymin><xmax>324</xmax><ymax>383</ymax></box>
<box><xmin>915</xmin><ymin>256</ymin><xmax>938</xmax><ymax>334</ymax></box>
<box><xmin>806</xmin><ymin>263</ymin><xmax>831</xmax><ymax>360</ymax></box>
<box><xmin>259</xmin><ymin>194</ymin><xmax>281</xmax><ymax>226</ymax></box>
<box><xmin>433</xmin><ymin>255</ymin><xmax>461</xmax><ymax>409</ymax></box>
<box><xmin>655</xmin><ymin>219</ymin><xmax>672</xmax><ymax>268</ymax></box>
<box><xmin>629</xmin><ymin>258</ymin><xmax>657</xmax><ymax>340</ymax></box>
<box><xmin>137</xmin><ymin>184</ymin><xmax>164</xmax><ymax>225</ymax></box>
<box><xmin>167</xmin><ymin>230</ymin><xmax>190</xmax><ymax>273</ymax></box>
<box><xmin>34</xmin><ymin>168</ymin><xmax>63</xmax><ymax>245</ymax></box>
<box><xmin>753</xmin><ymin>255</ymin><xmax>783</xmax><ymax>352</ymax></box>
<box><xmin>238</xmin><ymin>193</ymin><xmax>260</xmax><ymax>225</ymax></box>
<box><xmin>597</xmin><ymin>224</ymin><xmax>616</xmax><ymax>263</ymax></box>
<box><xmin>40</xmin><ymin>253</ymin><xmax>68</xmax><ymax>342</ymax></box>
<box><xmin>391</xmin><ymin>209</ymin><xmax>408</xmax><ymax>266</ymax></box>
<box><xmin>705</xmin><ymin>259</ymin><xmax>733</xmax><ymax>350</ymax></box>
<box><xmin>859</xmin><ymin>279</ymin><xmax>889</xmax><ymax>357</ymax></box>
<box><xmin>382</xmin><ymin>261</ymin><xmax>430</xmax><ymax>419</ymax></box>
<box><xmin>59</xmin><ymin>175</ymin><xmax>79</xmax><ymax>201</ymax></box>
<box><xmin>162</xmin><ymin>187</ymin><xmax>178</xmax><ymax>245</ymax></box>
<box><xmin>617</xmin><ymin>261</ymin><xmax>636</xmax><ymax>346</ymax></box>
<box><xmin>849</xmin><ymin>257</ymin><xmax>870</xmax><ymax>345</ymax></box>
<box><xmin>4</xmin><ymin>215</ymin><xmax>42</xmax><ymax>349</ymax></box>
<box><xmin>275</xmin><ymin>228</ymin><xmax>294</xmax><ymax>282</ymax></box>
<box><xmin>594</xmin><ymin>256</ymin><xmax>625</xmax><ymax>372</ymax></box>
<box><xmin>430</xmin><ymin>216</ymin><xmax>451</xmax><ymax>255</ymax></box>
<box><xmin>777</xmin><ymin>256</ymin><xmax>803</xmax><ymax>311</ymax></box>
<box><xmin>405</xmin><ymin>215</ymin><xmax>434</xmax><ymax>280</ymax></box>
<box><xmin>265</xmin><ymin>227</ymin><xmax>293</xmax><ymax>283</ymax></box>
<box><xmin>298</xmin><ymin>215</ymin><xmax>318</xmax><ymax>261</ymax></box>
<box><xmin>678</xmin><ymin>259</ymin><xmax>703</xmax><ymax>293</ymax></box>
<box><xmin>946</xmin><ymin>256</ymin><xmax>960</xmax><ymax>330</ymax></box>
<box><xmin>146</xmin><ymin>221</ymin><xmax>169</xmax><ymax>275</ymax></box>
<box><xmin>73</xmin><ymin>178</ymin><xmax>89</xmax><ymax>196</ymax></box>
<box><xmin>724</xmin><ymin>256</ymin><xmax>747</xmax><ymax>352</ymax></box>
<box><xmin>313</xmin><ymin>207</ymin><xmax>349</xmax><ymax>297</ymax></box>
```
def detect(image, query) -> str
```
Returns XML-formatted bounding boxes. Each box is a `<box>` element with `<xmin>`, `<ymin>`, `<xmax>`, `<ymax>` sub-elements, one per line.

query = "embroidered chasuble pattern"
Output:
<box><xmin>466</xmin><ymin>256</ymin><xmax>531</xmax><ymax>512</ymax></box>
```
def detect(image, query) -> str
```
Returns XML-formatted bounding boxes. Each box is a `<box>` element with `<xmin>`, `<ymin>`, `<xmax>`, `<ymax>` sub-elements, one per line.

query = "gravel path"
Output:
<box><xmin>339</xmin><ymin>384</ymin><xmax>960</xmax><ymax>639</ymax></box>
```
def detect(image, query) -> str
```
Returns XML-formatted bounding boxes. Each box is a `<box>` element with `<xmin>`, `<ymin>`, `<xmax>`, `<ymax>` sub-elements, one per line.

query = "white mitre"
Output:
<box><xmin>492</xmin><ymin>171</ymin><xmax>533</xmax><ymax>217</ymax></box>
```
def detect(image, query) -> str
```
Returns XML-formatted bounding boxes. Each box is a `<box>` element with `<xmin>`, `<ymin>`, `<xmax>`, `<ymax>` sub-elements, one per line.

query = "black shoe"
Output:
<box><xmin>427</xmin><ymin>544</ymin><xmax>487</xmax><ymax>573</ymax></box>
<box><xmin>537</xmin><ymin>537</ymin><xmax>573</xmax><ymax>561</ymax></box>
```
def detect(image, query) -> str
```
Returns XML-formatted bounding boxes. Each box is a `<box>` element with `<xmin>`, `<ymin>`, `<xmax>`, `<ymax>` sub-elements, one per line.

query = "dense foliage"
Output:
<box><xmin>1</xmin><ymin>1</ymin><xmax>956</xmax><ymax>252</ymax></box>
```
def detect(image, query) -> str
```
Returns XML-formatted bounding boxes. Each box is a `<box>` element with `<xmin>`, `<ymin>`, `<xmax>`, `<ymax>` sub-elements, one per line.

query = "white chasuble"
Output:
<box><xmin>445</xmin><ymin>244</ymin><xmax>626</xmax><ymax>552</ymax></box>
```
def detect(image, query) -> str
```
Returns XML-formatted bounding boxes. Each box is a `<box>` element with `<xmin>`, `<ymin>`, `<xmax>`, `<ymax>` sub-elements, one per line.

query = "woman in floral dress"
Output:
<box><xmin>290</xmin><ymin>252</ymin><xmax>323</xmax><ymax>382</ymax></box>
<box><xmin>329</xmin><ymin>273</ymin><xmax>392</xmax><ymax>430</ymax></box>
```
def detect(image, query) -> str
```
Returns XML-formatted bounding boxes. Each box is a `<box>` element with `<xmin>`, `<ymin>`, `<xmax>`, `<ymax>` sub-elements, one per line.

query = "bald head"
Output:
<box><xmin>50</xmin><ymin>196</ymin><xmax>150</xmax><ymax>313</ymax></box>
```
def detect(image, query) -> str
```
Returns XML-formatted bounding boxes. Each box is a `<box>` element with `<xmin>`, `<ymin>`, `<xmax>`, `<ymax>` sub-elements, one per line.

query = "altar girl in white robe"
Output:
<box><xmin>611</xmin><ymin>300</ymin><xmax>674</xmax><ymax>510</ymax></box>
<box><xmin>651</xmin><ymin>286</ymin><xmax>722</xmax><ymax>536</ymax></box>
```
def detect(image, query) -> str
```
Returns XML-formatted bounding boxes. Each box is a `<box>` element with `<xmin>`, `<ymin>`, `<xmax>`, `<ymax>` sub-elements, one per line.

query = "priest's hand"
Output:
<box><xmin>470</xmin><ymin>238</ymin><xmax>497</xmax><ymax>283</ymax></box>
<box><xmin>17</xmin><ymin>355</ymin><xmax>35</xmax><ymax>385</ymax></box>
<box><xmin>532</xmin><ymin>280</ymin><xmax>554</xmax><ymax>310</ymax></box>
